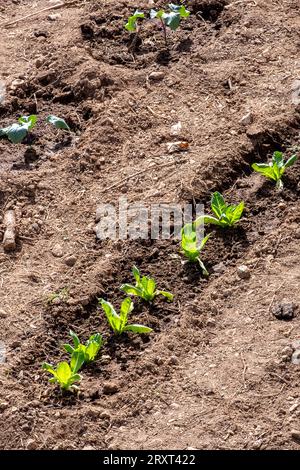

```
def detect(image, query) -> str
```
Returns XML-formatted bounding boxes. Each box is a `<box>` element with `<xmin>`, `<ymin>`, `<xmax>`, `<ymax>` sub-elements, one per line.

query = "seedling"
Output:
<box><xmin>46</xmin><ymin>115</ymin><xmax>70</xmax><ymax>131</ymax></box>
<box><xmin>0</xmin><ymin>114</ymin><xmax>37</xmax><ymax>143</ymax></box>
<box><xmin>181</xmin><ymin>223</ymin><xmax>211</xmax><ymax>275</ymax></box>
<box><xmin>125</xmin><ymin>10</ymin><xmax>145</xmax><ymax>32</ymax></box>
<box><xmin>252</xmin><ymin>151</ymin><xmax>297</xmax><ymax>190</ymax></box>
<box><xmin>121</xmin><ymin>266</ymin><xmax>173</xmax><ymax>302</ymax></box>
<box><xmin>150</xmin><ymin>4</ymin><xmax>190</xmax><ymax>45</ymax></box>
<box><xmin>42</xmin><ymin>361</ymin><xmax>81</xmax><ymax>391</ymax></box>
<box><xmin>99</xmin><ymin>297</ymin><xmax>152</xmax><ymax>335</ymax></box>
<box><xmin>63</xmin><ymin>330</ymin><xmax>103</xmax><ymax>372</ymax></box>
<box><xmin>46</xmin><ymin>287</ymin><xmax>69</xmax><ymax>305</ymax></box>
<box><xmin>198</xmin><ymin>192</ymin><xmax>244</xmax><ymax>228</ymax></box>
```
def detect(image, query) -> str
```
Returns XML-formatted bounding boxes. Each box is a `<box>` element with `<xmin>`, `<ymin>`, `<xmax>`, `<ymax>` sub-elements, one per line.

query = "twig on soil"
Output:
<box><xmin>225</xmin><ymin>0</ymin><xmax>257</xmax><ymax>8</ymax></box>
<box><xmin>240</xmin><ymin>351</ymin><xmax>248</xmax><ymax>389</ymax></box>
<box><xmin>1</xmin><ymin>1</ymin><xmax>79</xmax><ymax>28</ymax></box>
<box><xmin>269</xmin><ymin>372</ymin><xmax>289</xmax><ymax>385</ymax></box>
<box><xmin>100</xmin><ymin>161</ymin><xmax>175</xmax><ymax>193</ymax></box>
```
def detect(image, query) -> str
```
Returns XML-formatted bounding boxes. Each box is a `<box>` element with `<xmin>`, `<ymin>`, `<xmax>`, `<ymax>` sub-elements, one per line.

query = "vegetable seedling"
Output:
<box><xmin>42</xmin><ymin>361</ymin><xmax>81</xmax><ymax>391</ymax></box>
<box><xmin>181</xmin><ymin>223</ymin><xmax>211</xmax><ymax>275</ymax></box>
<box><xmin>63</xmin><ymin>330</ymin><xmax>103</xmax><ymax>372</ymax></box>
<box><xmin>252</xmin><ymin>151</ymin><xmax>297</xmax><ymax>190</ymax></box>
<box><xmin>197</xmin><ymin>192</ymin><xmax>245</xmax><ymax>228</ymax></box>
<box><xmin>150</xmin><ymin>4</ymin><xmax>190</xmax><ymax>45</ymax></box>
<box><xmin>0</xmin><ymin>115</ymin><xmax>37</xmax><ymax>143</ymax></box>
<box><xmin>121</xmin><ymin>266</ymin><xmax>173</xmax><ymax>302</ymax></box>
<box><xmin>99</xmin><ymin>297</ymin><xmax>152</xmax><ymax>335</ymax></box>
<box><xmin>125</xmin><ymin>10</ymin><xmax>145</xmax><ymax>32</ymax></box>
<box><xmin>46</xmin><ymin>115</ymin><xmax>70</xmax><ymax>131</ymax></box>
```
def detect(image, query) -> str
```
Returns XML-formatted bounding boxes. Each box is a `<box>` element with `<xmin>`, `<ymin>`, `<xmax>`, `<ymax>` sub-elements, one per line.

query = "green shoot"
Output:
<box><xmin>46</xmin><ymin>115</ymin><xmax>70</xmax><ymax>131</ymax></box>
<box><xmin>120</xmin><ymin>266</ymin><xmax>173</xmax><ymax>302</ymax></box>
<box><xmin>197</xmin><ymin>192</ymin><xmax>244</xmax><ymax>228</ymax></box>
<box><xmin>46</xmin><ymin>287</ymin><xmax>69</xmax><ymax>305</ymax></box>
<box><xmin>181</xmin><ymin>223</ymin><xmax>211</xmax><ymax>275</ymax></box>
<box><xmin>151</xmin><ymin>4</ymin><xmax>190</xmax><ymax>44</ymax></box>
<box><xmin>0</xmin><ymin>114</ymin><xmax>37</xmax><ymax>143</ymax></box>
<box><xmin>42</xmin><ymin>361</ymin><xmax>81</xmax><ymax>391</ymax></box>
<box><xmin>125</xmin><ymin>10</ymin><xmax>145</xmax><ymax>32</ymax></box>
<box><xmin>99</xmin><ymin>297</ymin><xmax>152</xmax><ymax>335</ymax></box>
<box><xmin>63</xmin><ymin>331</ymin><xmax>103</xmax><ymax>372</ymax></box>
<box><xmin>252</xmin><ymin>151</ymin><xmax>297</xmax><ymax>190</ymax></box>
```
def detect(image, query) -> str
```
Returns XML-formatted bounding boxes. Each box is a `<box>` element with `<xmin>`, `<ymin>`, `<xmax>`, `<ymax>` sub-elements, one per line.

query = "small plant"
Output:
<box><xmin>150</xmin><ymin>4</ymin><xmax>190</xmax><ymax>44</ymax></box>
<box><xmin>42</xmin><ymin>361</ymin><xmax>81</xmax><ymax>391</ymax></box>
<box><xmin>0</xmin><ymin>114</ymin><xmax>70</xmax><ymax>144</ymax></box>
<box><xmin>121</xmin><ymin>266</ymin><xmax>173</xmax><ymax>302</ymax></box>
<box><xmin>63</xmin><ymin>330</ymin><xmax>103</xmax><ymax>372</ymax></box>
<box><xmin>46</xmin><ymin>287</ymin><xmax>69</xmax><ymax>305</ymax></box>
<box><xmin>0</xmin><ymin>114</ymin><xmax>37</xmax><ymax>143</ymax></box>
<box><xmin>99</xmin><ymin>297</ymin><xmax>152</xmax><ymax>335</ymax></box>
<box><xmin>181</xmin><ymin>223</ymin><xmax>211</xmax><ymax>276</ymax></box>
<box><xmin>200</xmin><ymin>192</ymin><xmax>245</xmax><ymax>228</ymax></box>
<box><xmin>252</xmin><ymin>151</ymin><xmax>297</xmax><ymax>190</ymax></box>
<box><xmin>125</xmin><ymin>4</ymin><xmax>190</xmax><ymax>46</ymax></box>
<box><xmin>46</xmin><ymin>115</ymin><xmax>70</xmax><ymax>131</ymax></box>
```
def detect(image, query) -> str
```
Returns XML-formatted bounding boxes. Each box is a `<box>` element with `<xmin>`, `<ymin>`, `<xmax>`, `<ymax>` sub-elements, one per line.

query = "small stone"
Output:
<box><xmin>154</xmin><ymin>356</ymin><xmax>164</xmax><ymax>366</ymax></box>
<box><xmin>148</xmin><ymin>71</ymin><xmax>165</xmax><ymax>81</ymax></box>
<box><xmin>206</xmin><ymin>318</ymin><xmax>216</xmax><ymax>327</ymax></box>
<box><xmin>291</xmin><ymin>349</ymin><xmax>300</xmax><ymax>365</ymax></box>
<box><xmin>10</xmin><ymin>78</ymin><xmax>25</xmax><ymax>91</ymax></box>
<box><xmin>168</xmin><ymin>355</ymin><xmax>179</xmax><ymax>366</ymax></box>
<box><xmin>51</xmin><ymin>244</ymin><xmax>64</xmax><ymax>258</ymax></box>
<box><xmin>48</xmin><ymin>13</ymin><xmax>61</xmax><ymax>21</ymax></box>
<box><xmin>291</xmin><ymin>429</ymin><xmax>300</xmax><ymax>442</ymax></box>
<box><xmin>212</xmin><ymin>262</ymin><xmax>226</xmax><ymax>274</ymax></box>
<box><xmin>272</xmin><ymin>302</ymin><xmax>295</xmax><ymax>320</ymax></box>
<box><xmin>26</xmin><ymin>438</ymin><xmax>38</xmax><ymax>450</ymax></box>
<box><xmin>82</xmin><ymin>445</ymin><xmax>95</xmax><ymax>451</ymax></box>
<box><xmin>281</xmin><ymin>346</ymin><xmax>293</xmax><ymax>358</ymax></box>
<box><xmin>103</xmin><ymin>381</ymin><xmax>119</xmax><ymax>395</ymax></box>
<box><xmin>240</xmin><ymin>112</ymin><xmax>253</xmax><ymax>126</ymax></box>
<box><xmin>237</xmin><ymin>265</ymin><xmax>251</xmax><ymax>279</ymax></box>
<box><xmin>100</xmin><ymin>411</ymin><xmax>111</xmax><ymax>420</ymax></box>
<box><xmin>0</xmin><ymin>402</ymin><xmax>9</xmax><ymax>411</ymax></box>
<box><xmin>64</xmin><ymin>256</ymin><xmax>77</xmax><ymax>267</ymax></box>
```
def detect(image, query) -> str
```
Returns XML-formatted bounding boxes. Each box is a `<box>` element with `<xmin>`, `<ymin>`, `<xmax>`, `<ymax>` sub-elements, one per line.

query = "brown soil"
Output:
<box><xmin>0</xmin><ymin>0</ymin><xmax>300</xmax><ymax>450</ymax></box>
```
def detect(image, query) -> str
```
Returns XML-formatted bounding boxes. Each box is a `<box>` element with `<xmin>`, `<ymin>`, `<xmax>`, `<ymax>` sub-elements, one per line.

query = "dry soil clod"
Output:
<box><xmin>3</xmin><ymin>210</ymin><xmax>17</xmax><ymax>251</ymax></box>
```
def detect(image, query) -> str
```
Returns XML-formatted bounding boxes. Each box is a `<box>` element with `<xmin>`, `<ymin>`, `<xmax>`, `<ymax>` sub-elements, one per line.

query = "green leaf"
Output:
<box><xmin>150</xmin><ymin>9</ymin><xmax>164</xmax><ymax>19</ymax></box>
<box><xmin>146</xmin><ymin>278</ymin><xmax>156</xmax><ymax>296</ymax></box>
<box><xmin>211</xmin><ymin>192</ymin><xmax>226</xmax><ymax>219</ymax></box>
<box><xmin>85</xmin><ymin>340</ymin><xmax>101</xmax><ymax>362</ymax></box>
<box><xmin>132</xmin><ymin>265</ymin><xmax>141</xmax><ymax>283</ymax></box>
<box><xmin>69</xmin><ymin>330</ymin><xmax>80</xmax><ymax>349</ymax></box>
<box><xmin>124</xmin><ymin>324</ymin><xmax>153</xmax><ymax>334</ymax></box>
<box><xmin>199</xmin><ymin>233</ymin><xmax>212</xmax><ymax>251</ymax></box>
<box><xmin>42</xmin><ymin>362</ymin><xmax>56</xmax><ymax>376</ymax></box>
<box><xmin>6</xmin><ymin>123</ymin><xmax>28</xmax><ymax>143</ymax></box>
<box><xmin>252</xmin><ymin>163</ymin><xmax>277</xmax><ymax>181</ymax></box>
<box><xmin>120</xmin><ymin>284</ymin><xmax>143</xmax><ymax>297</ymax></box>
<box><xmin>120</xmin><ymin>297</ymin><xmax>134</xmax><ymax>316</ymax></box>
<box><xmin>63</xmin><ymin>344</ymin><xmax>74</xmax><ymax>354</ymax></box>
<box><xmin>56</xmin><ymin>362</ymin><xmax>72</xmax><ymax>386</ymax></box>
<box><xmin>272</xmin><ymin>151</ymin><xmax>284</xmax><ymax>167</ymax></box>
<box><xmin>203</xmin><ymin>215</ymin><xmax>222</xmax><ymax>226</ymax></box>
<box><xmin>157</xmin><ymin>290</ymin><xmax>174</xmax><ymax>301</ymax></box>
<box><xmin>18</xmin><ymin>115</ymin><xmax>37</xmax><ymax>131</ymax></box>
<box><xmin>125</xmin><ymin>10</ymin><xmax>145</xmax><ymax>31</ymax></box>
<box><xmin>169</xmin><ymin>4</ymin><xmax>190</xmax><ymax>18</ymax></box>
<box><xmin>197</xmin><ymin>258</ymin><xmax>209</xmax><ymax>276</ymax></box>
<box><xmin>285</xmin><ymin>154</ymin><xmax>297</xmax><ymax>168</ymax></box>
<box><xmin>46</xmin><ymin>115</ymin><xmax>70</xmax><ymax>131</ymax></box>
<box><xmin>70</xmin><ymin>350</ymin><xmax>85</xmax><ymax>373</ymax></box>
<box><xmin>162</xmin><ymin>12</ymin><xmax>181</xmax><ymax>30</ymax></box>
<box><xmin>230</xmin><ymin>201</ymin><xmax>244</xmax><ymax>225</ymax></box>
<box><xmin>99</xmin><ymin>299</ymin><xmax>120</xmax><ymax>333</ymax></box>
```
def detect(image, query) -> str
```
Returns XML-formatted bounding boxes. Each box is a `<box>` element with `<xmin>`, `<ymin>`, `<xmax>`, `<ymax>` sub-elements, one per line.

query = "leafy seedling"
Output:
<box><xmin>46</xmin><ymin>287</ymin><xmax>69</xmax><ymax>305</ymax></box>
<box><xmin>46</xmin><ymin>115</ymin><xmax>70</xmax><ymax>131</ymax></box>
<box><xmin>42</xmin><ymin>361</ymin><xmax>81</xmax><ymax>391</ymax></box>
<box><xmin>196</xmin><ymin>192</ymin><xmax>244</xmax><ymax>228</ymax></box>
<box><xmin>252</xmin><ymin>151</ymin><xmax>297</xmax><ymax>190</ymax></box>
<box><xmin>125</xmin><ymin>10</ymin><xmax>145</xmax><ymax>32</ymax></box>
<box><xmin>181</xmin><ymin>223</ymin><xmax>211</xmax><ymax>275</ymax></box>
<box><xmin>0</xmin><ymin>115</ymin><xmax>37</xmax><ymax>143</ymax></box>
<box><xmin>150</xmin><ymin>4</ymin><xmax>190</xmax><ymax>44</ymax></box>
<box><xmin>63</xmin><ymin>331</ymin><xmax>103</xmax><ymax>372</ymax></box>
<box><xmin>99</xmin><ymin>297</ymin><xmax>152</xmax><ymax>335</ymax></box>
<box><xmin>121</xmin><ymin>266</ymin><xmax>173</xmax><ymax>302</ymax></box>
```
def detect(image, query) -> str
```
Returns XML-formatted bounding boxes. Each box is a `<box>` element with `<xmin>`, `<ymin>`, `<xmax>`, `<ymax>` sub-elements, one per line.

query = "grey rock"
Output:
<box><xmin>291</xmin><ymin>349</ymin><xmax>300</xmax><ymax>365</ymax></box>
<box><xmin>237</xmin><ymin>265</ymin><xmax>251</xmax><ymax>279</ymax></box>
<box><xmin>148</xmin><ymin>71</ymin><xmax>165</xmax><ymax>81</ymax></box>
<box><xmin>272</xmin><ymin>302</ymin><xmax>295</xmax><ymax>320</ymax></box>
<box><xmin>64</xmin><ymin>256</ymin><xmax>77</xmax><ymax>267</ymax></box>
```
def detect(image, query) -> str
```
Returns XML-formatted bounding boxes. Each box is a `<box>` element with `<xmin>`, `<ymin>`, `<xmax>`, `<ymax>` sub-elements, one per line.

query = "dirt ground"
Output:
<box><xmin>0</xmin><ymin>0</ymin><xmax>300</xmax><ymax>450</ymax></box>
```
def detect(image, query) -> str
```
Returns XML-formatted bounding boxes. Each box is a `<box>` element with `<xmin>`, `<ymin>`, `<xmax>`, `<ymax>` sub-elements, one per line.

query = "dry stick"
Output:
<box><xmin>3</xmin><ymin>210</ymin><xmax>17</xmax><ymax>251</ymax></box>
<box><xmin>1</xmin><ymin>1</ymin><xmax>78</xmax><ymax>28</ymax></box>
<box><xmin>100</xmin><ymin>161</ymin><xmax>175</xmax><ymax>193</ymax></box>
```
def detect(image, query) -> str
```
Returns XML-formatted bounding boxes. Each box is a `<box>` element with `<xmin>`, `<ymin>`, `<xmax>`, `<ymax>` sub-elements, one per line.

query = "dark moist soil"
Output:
<box><xmin>0</xmin><ymin>0</ymin><xmax>300</xmax><ymax>451</ymax></box>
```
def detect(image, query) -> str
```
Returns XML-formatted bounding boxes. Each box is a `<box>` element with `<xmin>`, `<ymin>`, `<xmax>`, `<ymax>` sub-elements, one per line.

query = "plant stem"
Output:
<box><xmin>160</xmin><ymin>18</ymin><xmax>167</xmax><ymax>46</ymax></box>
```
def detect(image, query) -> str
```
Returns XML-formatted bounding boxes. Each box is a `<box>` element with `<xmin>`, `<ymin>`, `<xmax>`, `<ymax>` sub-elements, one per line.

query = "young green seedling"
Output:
<box><xmin>99</xmin><ymin>297</ymin><xmax>152</xmax><ymax>335</ymax></box>
<box><xmin>42</xmin><ymin>361</ymin><xmax>81</xmax><ymax>391</ymax></box>
<box><xmin>181</xmin><ymin>223</ymin><xmax>211</xmax><ymax>276</ymax></box>
<box><xmin>198</xmin><ymin>192</ymin><xmax>245</xmax><ymax>228</ymax></box>
<box><xmin>252</xmin><ymin>151</ymin><xmax>297</xmax><ymax>190</ymax></box>
<box><xmin>150</xmin><ymin>4</ymin><xmax>190</xmax><ymax>45</ymax></box>
<box><xmin>120</xmin><ymin>266</ymin><xmax>173</xmax><ymax>302</ymax></box>
<box><xmin>125</xmin><ymin>10</ymin><xmax>145</xmax><ymax>32</ymax></box>
<box><xmin>0</xmin><ymin>115</ymin><xmax>37</xmax><ymax>143</ymax></box>
<box><xmin>46</xmin><ymin>115</ymin><xmax>70</xmax><ymax>131</ymax></box>
<box><xmin>63</xmin><ymin>330</ymin><xmax>103</xmax><ymax>372</ymax></box>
